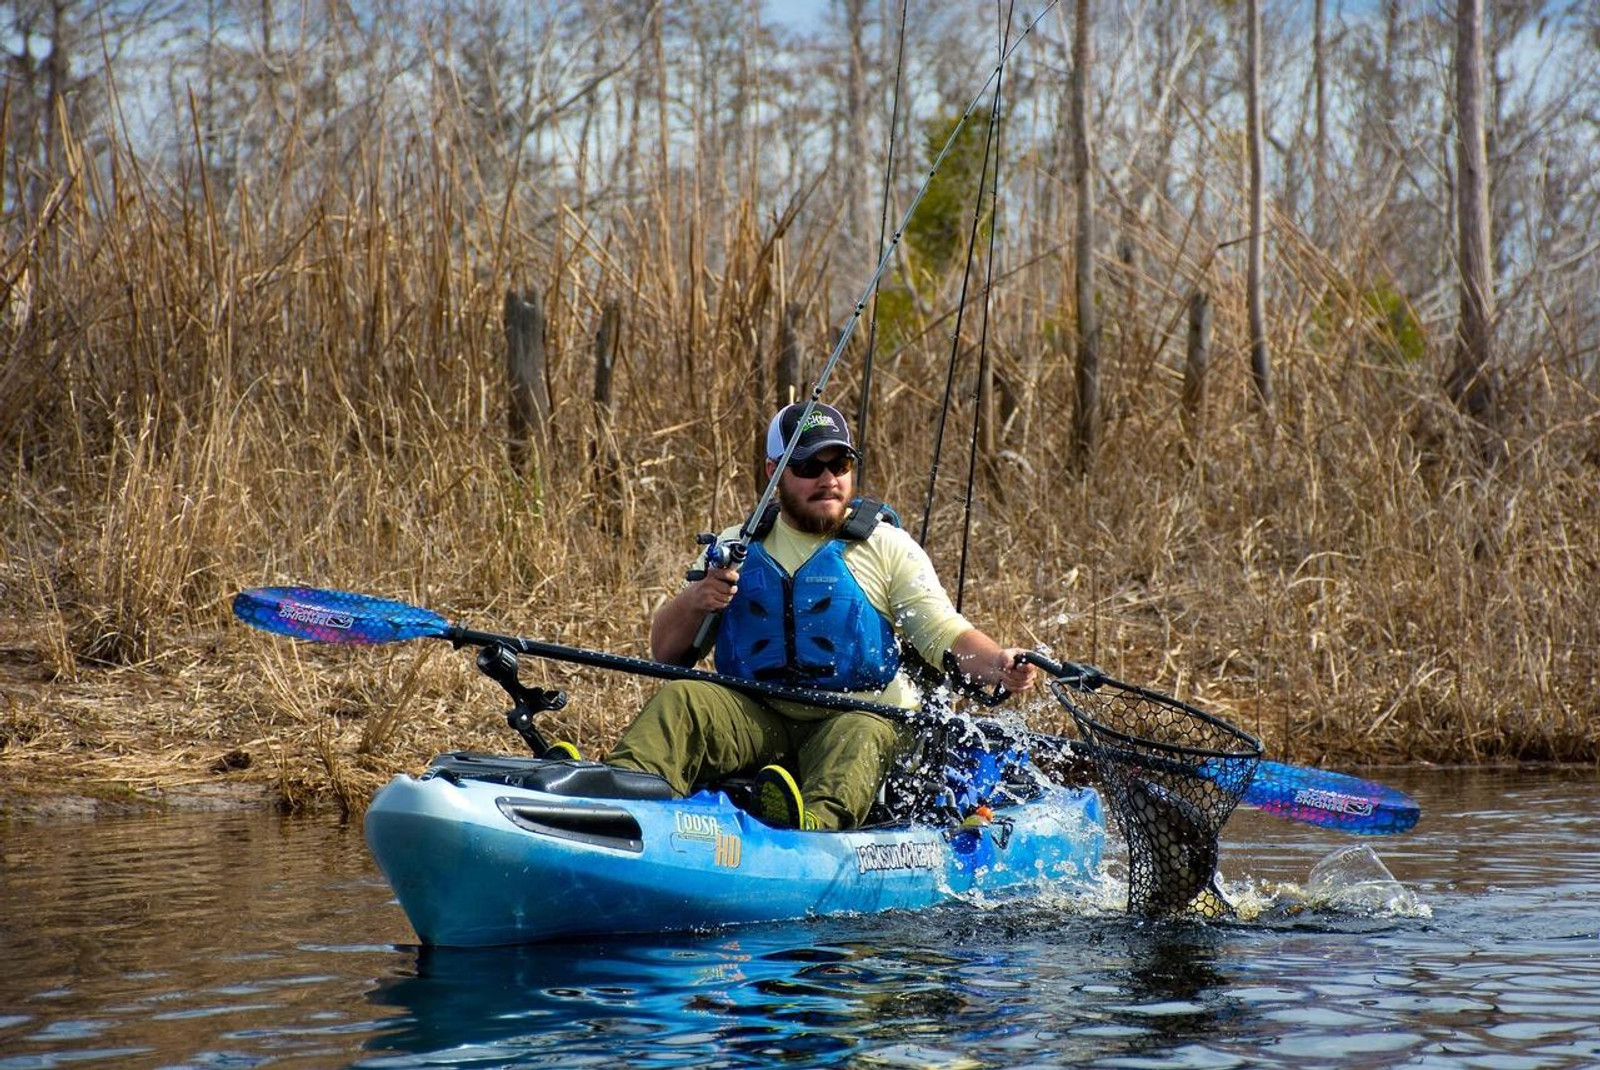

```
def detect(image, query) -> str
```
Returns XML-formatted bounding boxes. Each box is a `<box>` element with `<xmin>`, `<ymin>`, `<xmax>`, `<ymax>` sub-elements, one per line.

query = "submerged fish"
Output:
<box><xmin>1120</xmin><ymin>776</ymin><xmax>1228</xmax><ymax>918</ymax></box>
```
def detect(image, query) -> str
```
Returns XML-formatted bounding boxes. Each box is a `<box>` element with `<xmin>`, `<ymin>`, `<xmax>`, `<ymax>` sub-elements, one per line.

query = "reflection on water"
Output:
<box><xmin>365</xmin><ymin>923</ymin><xmax>1239</xmax><ymax>1067</ymax></box>
<box><xmin>1</xmin><ymin>767</ymin><xmax>1598</xmax><ymax>1067</ymax></box>
<box><xmin>0</xmin><ymin>811</ymin><xmax>401</xmax><ymax>1068</ymax></box>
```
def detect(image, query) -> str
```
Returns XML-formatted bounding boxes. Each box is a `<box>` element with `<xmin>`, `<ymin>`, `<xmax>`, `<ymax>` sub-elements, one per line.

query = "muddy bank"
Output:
<box><xmin>0</xmin><ymin>610</ymin><xmax>645</xmax><ymax>821</ymax></box>
<box><xmin>1</xmin><ymin>779</ymin><xmax>282</xmax><ymax>821</ymax></box>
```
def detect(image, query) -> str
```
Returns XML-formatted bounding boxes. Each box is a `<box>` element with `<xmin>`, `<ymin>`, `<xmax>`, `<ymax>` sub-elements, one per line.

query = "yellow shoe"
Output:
<box><xmin>754</xmin><ymin>765</ymin><xmax>811</xmax><ymax>829</ymax></box>
<box><xmin>543</xmin><ymin>740</ymin><xmax>581</xmax><ymax>761</ymax></box>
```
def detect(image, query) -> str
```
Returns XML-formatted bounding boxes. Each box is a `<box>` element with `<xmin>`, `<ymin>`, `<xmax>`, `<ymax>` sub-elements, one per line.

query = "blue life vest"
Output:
<box><xmin>713</xmin><ymin>526</ymin><xmax>901</xmax><ymax>693</ymax></box>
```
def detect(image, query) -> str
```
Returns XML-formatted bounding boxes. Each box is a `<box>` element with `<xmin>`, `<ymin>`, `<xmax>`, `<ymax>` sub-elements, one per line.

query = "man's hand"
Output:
<box><xmin>651</xmin><ymin>566</ymin><xmax>738</xmax><ymax>664</ymax></box>
<box><xmin>949</xmin><ymin>631</ymin><xmax>1039</xmax><ymax>691</ymax></box>
<box><xmin>685</xmin><ymin>567</ymin><xmax>740</xmax><ymax>613</ymax></box>
<box><xmin>996</xmin><ymin>647</ymin><xmax>1038</xmax><ymax>693</ymax></box>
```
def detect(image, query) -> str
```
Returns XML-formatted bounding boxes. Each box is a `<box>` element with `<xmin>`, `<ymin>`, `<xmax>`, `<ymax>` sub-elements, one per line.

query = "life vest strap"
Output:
<box><xmin>746</xmin><ymin>497</ymin><xmax>898</xmax><ymax>542</ymax></box>
<box><xmin>839</xmin><ymin>497</ymin><xmax>898</xmax><ymax>540</ymax></box>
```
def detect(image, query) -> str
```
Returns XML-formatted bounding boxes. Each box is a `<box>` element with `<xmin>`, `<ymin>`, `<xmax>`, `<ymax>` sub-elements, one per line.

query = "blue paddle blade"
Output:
<box><xmin>1234</xmin><ymin>759</ymin><xmax>1421</xmax><ymax>835</ymax></box>
<box><xmin>232</xmin><ymin>587</ymin><xmax>450</xmax><ymax>646</ymax></box>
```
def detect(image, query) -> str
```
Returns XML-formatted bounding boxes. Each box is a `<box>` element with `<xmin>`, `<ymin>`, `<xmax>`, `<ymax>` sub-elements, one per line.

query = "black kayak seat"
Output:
<box><xmin>422</xmin><ymin>751</ymin><xmax>676</xmax><ymax>801</ymax></box>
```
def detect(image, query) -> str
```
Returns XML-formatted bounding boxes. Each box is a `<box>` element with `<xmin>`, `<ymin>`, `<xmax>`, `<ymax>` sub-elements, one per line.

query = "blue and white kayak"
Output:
<box><xmin>364</xmin><ymin>752</ymin><xmax>1106</xmax><ymax>947</ymax></box>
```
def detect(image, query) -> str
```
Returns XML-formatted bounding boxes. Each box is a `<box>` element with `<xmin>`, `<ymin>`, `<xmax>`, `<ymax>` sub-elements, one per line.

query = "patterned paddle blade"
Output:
<box><xmin>232</xmin><ymin>587</ymin><xmax>450</xmax><ymax>645</ymax></box>
<box><xmin>1236</xmin><ymin>760</ymin><xmax>1421</xmax><ymax>835</ymax></box>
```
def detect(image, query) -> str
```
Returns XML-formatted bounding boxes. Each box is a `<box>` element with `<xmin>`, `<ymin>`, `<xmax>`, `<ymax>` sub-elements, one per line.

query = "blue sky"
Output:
<box><xmin>764</xmin><ymin>0</ymin><xmax>831</xmax><ymax>30</ymax></box>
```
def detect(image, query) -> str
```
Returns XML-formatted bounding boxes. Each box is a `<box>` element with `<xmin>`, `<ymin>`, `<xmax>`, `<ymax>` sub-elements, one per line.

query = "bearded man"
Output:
<box><xmin>605</xmin><ymin>403</ymin><xmax>1035</xmax><ymax>830</ymax></box>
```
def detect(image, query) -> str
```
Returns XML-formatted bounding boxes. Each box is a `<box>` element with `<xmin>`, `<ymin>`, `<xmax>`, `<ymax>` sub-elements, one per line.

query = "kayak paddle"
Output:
<box><xmin>232</xmin><ymin>585</ymin><xmax>1419</xmax><ymax>835</ymax></box>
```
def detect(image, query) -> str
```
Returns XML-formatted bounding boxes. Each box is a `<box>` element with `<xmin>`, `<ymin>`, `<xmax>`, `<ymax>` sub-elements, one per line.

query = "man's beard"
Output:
<box><xmin>778</xmin><ymin>480</ymin><xmax>848</xmax><ymax>535</ymax></box>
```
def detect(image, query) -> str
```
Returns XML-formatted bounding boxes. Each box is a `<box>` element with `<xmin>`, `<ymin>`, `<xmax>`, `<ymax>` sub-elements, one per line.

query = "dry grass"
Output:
<box><xmin>3</xmin><ymin>100</ymin><xmax>1597</xmax><ymax>815</ymax></box>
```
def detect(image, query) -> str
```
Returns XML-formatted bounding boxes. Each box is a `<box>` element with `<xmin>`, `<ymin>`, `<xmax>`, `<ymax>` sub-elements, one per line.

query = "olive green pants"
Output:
<box><xmin>605</xmin><ymin>680</ymin><xmax>903</xmax><ymax>830</ymax></box>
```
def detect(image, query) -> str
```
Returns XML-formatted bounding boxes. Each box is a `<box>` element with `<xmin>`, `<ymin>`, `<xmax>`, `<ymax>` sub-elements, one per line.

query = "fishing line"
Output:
<box><xmin>732</xmin><ymin>0</ymin><xmax>1062</xmax><ymax>555</ymax></box>
<box><xmin>854</xmin><ymin>0</ymin><xmax>910</xmax><ymax>494</ymax></box>
<box><xmin>955</xmin><ymin>2</ymin><xmax>1016</xmax><ymax>611</ymax></box>
<box><xmin>917</xmin><ymin>2</ymin><xmax>1015</xmax><ymax>594</ymax></box>
<box><xmin>915</xmin><ymin>85</ymin><xmax>998</xmax><ymax>550</ymax></box>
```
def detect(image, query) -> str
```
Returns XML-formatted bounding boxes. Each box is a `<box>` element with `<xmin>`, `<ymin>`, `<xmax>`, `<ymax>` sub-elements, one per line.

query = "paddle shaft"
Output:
<box><xmin>487</xmin><ymin>632</ymin><xmax>1415</xmax><ymax>833</ymax></box>
<box><xmin>233</xmin><ymin>587</ymin><xmax>1418</xmax><ymax>833</ymax></box>
<box><xmin>447</xmin><ymin>626</ymin><xmax>916</xmax><ymax>720</ymax></box>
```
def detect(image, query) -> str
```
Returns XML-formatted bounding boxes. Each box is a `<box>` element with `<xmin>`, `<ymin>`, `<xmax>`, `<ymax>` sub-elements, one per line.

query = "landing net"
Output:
<box><xmin>1049</xmin><ymin>674</ymin><xmax>1262</xmax><ymax>918</ymax></box>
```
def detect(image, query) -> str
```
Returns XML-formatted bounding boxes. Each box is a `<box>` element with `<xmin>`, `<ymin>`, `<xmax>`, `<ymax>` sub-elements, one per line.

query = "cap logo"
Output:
<box><xmin>800</xmin><ymin>412</ymin><xmax>839</xmax><ymax>433</ymax></box>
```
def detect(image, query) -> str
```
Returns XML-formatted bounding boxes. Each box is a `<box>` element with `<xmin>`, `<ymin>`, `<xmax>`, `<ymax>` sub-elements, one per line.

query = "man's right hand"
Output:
<box><xmin>686</xmin><ymin>567</ymin><xmax>740</xmax><ymax>613</ymax></box>
<box><xmin>651</xmin><ymin>566</ymin><xmax>739</xmax><ymax>664</ymax></box>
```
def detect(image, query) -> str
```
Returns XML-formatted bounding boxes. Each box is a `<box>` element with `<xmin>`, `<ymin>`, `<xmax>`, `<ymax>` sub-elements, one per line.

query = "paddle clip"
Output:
<box><xmin>475</xmin><ymin>643</ymin><xmax>568</xmax><ymax>755</ymax></box>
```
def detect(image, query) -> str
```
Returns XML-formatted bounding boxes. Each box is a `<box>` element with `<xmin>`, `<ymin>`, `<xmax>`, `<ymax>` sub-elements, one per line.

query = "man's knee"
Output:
<box><xmin>646</xmin><ymin>679</ymin><xmax>701</xmax><ymax>715</ymax></box>
<box><xmin>833</xmin><ymin>712</ymin><xmax>901</xmax><ymax>762</ymax></box>
<box><xmin>615</xmin><ymin>682</ymin><xmax>769</xmax><ymax>776</ymax></box>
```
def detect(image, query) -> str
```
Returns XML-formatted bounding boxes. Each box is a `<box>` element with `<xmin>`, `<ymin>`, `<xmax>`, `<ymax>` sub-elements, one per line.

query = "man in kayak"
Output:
<box><xmin>605</xmin><ymin>402</ymin><xmax>1037</xmax><ymax>831</ymax></box>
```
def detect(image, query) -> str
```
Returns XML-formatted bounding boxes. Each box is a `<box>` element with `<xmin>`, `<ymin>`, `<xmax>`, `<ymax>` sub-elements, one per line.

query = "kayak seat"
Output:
<box><xmin>423</xmin><ymin>751</ymin><xmax>675</xmax><ymax>801</ymax></box>
<box><xmin>710</xmin><ymin>774</ymin><xmax>757</xmax><ymax>816</ymax></box>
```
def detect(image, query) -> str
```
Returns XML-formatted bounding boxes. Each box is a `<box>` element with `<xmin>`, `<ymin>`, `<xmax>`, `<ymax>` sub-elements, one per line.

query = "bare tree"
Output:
<box><xmin>1069</xmin><ymin>0</ymin><xmax>1099</xmax><ymax>468</ymax></box>
<box><xmin>1446</xmin><ymin>0</ymin><xmax>1496</xmax><ymax>426</ymax></box>
<box><xmin>1312</xmin><ymin>0</ymin><xmax>1329</xmax><ymax>245</ymax></box>
<box><xmin>1246</xmin><ymin>0</ymin><xmax>1272</xmax><ymax>414</ymax></box>
<box><xmin>842</xmin><ymin>0</ymin><xmax>871</xmax><ymax>251</ymax></box>
<box><xmin>1</xmin><ymin>0</ymin><xmax>149</xmax><ymax>215</ymax></box>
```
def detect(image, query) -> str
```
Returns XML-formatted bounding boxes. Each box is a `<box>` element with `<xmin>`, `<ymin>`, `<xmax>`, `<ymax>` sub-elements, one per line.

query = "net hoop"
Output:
<box><xmin>1050</xmin><ymin>678</ymin><xmax>1262</xmax><ymax>764</ymax></box>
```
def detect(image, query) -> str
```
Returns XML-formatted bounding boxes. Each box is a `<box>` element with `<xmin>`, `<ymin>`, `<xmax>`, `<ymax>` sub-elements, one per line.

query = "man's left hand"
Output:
<box><xmin>997</xmin><ymin>648</ymin><xmax>1038</xmax><ymax>692</ymax></box>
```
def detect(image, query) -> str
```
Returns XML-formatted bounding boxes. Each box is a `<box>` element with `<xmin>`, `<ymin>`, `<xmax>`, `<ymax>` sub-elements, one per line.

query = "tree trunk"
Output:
<box><xmin>1312</xmin><ymin>0</ymin><xmax>1329</xmax><ymax>245</ymax></box>
<box><xmin>593</xmin><ymin>301</ymin><xmax>619</xmax><ymax>411</ymax></box>
<box><xmin>765</xmin><ymin>301</ymin><xmax>805</xmax><ymax>494</ymax></box>
<box><xmin>31</xmin><ymin>0</ymin><xmax>72</xmax><ymax>217</ymax></box>
<box><xmin>504</xmin><ymin>290</ymin><xmax>550</xmax><ymax>474</ymax></box>
<box><xmin>844</xmin><ymin>0</ymin><xmax>870</xmax><ymax>255</ymax></box>
<box><xmin>1182</xmin><ymin>290</ymin><xmax>1212</xmax><ymax>456</ymax></box>
<box><xmin>1069</xmin><ymin>0</ymin><xmax>1100</xmax><ymax>471</ymax></box>
<box><xmin>777</xmin><ymin>301</ymin><xmax>804</xmax><ymax>408</ymax></box>
<box><xmin>1246</xmin><ymin>0</ymin><xmax>1274</xmax><ymax>415</ymax></box>
<box><xmin>591</xmin><ymin>299</ymin><xmax>624</xmax><ymax>526</ymax></box>
<box><xmin>1447</xmin><ymin>0</ymin><xmax>1497</xmax><ymax>428</ymax></box>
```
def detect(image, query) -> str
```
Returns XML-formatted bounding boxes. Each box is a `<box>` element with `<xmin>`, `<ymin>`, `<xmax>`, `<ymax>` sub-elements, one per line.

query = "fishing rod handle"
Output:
<box><xmin>687</xmin><ymin>539</ymin><xmax>747</xmax><ymax>654</ymax></box>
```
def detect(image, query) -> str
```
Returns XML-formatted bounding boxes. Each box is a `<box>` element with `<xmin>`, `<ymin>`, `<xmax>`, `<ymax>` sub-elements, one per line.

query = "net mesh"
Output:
<box><xmin>1049</xmin><ymin>674</ymin><xmax>1262</xmax><ymax>918</ymax></box>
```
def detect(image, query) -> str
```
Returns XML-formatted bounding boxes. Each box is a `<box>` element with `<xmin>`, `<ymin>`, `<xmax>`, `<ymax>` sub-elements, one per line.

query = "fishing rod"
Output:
<box><xmin>689</xmin><ymin>0</ymin><xmax>1062</xmax><ymax>653</ymax></box>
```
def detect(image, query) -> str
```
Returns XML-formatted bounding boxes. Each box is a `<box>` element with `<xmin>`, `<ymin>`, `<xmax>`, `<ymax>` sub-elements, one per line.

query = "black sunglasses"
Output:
<box><xmin>788</xmin><ymin>454</ymin><xmax>855</xmax><ymax>478</ymax></box>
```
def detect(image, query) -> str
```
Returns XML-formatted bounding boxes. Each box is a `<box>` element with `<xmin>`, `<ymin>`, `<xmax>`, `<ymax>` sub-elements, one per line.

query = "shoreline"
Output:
<box><xmin>4</xmin><ymin>609</ymin><xmax>1593</xmax><ymax>823</ymax></box>
<box><xmin>0</xmin><ymin>778</ymin><xmax>285</xmax><ymax>821</ymax></box>
<box><xmin>1</xmin><ymin>751</ymin><xmax>1582</xmax><ymax>824</ymax></box>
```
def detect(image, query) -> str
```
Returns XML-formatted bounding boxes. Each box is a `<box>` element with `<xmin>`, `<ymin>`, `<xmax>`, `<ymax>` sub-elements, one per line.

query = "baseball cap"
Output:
<box><xmin>765</xmin><ymin>402</ymin><xmax>856</xmax><ymax>462</ymax></box>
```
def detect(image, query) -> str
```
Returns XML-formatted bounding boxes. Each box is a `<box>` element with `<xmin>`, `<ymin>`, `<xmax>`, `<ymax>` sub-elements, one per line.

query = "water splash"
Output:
<box><xmin>1217</xmin><ymin>845</ymin><xmax>1433</xmax><ymax>921</ymax></box>
<box><xmin>1305</xmin><ymin>844</ymin><xmax>1429</xmax><ymax>917</ymax></box>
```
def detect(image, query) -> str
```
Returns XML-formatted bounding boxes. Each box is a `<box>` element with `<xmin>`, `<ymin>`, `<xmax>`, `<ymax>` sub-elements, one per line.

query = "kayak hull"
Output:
<box><xmin>364</xmin><ymin>758</ymin><xmax>1105</xmax><ymax>947</ymax></box>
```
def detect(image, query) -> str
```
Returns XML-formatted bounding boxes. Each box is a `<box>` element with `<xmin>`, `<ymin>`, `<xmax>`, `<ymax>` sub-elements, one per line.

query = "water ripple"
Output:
<box><xmin>1</xmin><ymin>770</ymin><xmax>1598</xmax><ymax>1067</ymax></box>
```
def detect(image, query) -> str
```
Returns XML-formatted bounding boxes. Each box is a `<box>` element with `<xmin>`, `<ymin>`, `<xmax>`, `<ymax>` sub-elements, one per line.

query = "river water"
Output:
<box><xmin>2</xmin><ymin>766</ymin><xmax>1596</xmax><ymax>1068</ymax></box>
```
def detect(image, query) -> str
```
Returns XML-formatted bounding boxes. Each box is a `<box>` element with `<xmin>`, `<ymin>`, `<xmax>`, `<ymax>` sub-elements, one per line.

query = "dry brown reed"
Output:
<box><xmin>2</xmin><ymin>87</ymin><xmax>1596</xmax><ymax>814</ymax></box>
